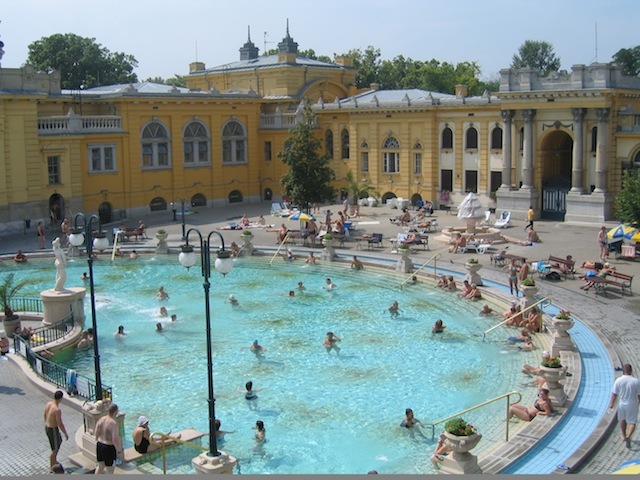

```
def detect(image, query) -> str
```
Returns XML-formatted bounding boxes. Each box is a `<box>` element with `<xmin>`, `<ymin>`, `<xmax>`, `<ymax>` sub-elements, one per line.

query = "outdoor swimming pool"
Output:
<box><xmin>6</xmin><ymin>256</ymin><xmax>540</xmax><ymax>474</ymax></box>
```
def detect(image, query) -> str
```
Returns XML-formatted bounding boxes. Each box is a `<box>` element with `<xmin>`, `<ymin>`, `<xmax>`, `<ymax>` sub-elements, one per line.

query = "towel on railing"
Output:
<box><xmin>66</xmin><ymin>369</ymin><xmax>78</xmax><ymax>396</ymax></box>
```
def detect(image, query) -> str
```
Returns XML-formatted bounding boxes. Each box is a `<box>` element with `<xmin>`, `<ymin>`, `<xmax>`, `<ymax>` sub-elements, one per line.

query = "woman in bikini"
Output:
<box><xmin>400</xmin><ymin>408</ymin><xmax>424</xmax><ymax>428</ymax></box>
<box><xmin>508</xmin><ymin>388</ymin><xmax>552</xmax><ymax>421</ymax></box>
<box><xmin>504</xmin><ymin>259</ymin><xmax>519</xmax><ymax>296</ymax></box>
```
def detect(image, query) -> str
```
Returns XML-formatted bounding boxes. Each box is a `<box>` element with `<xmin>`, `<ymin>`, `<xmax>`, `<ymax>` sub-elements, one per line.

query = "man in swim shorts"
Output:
<box><xmin>323</xmin><ymin>332</ymin><xmax>341</xmax><ymax>354</ymax></box>
<box><xmin>608</xmin><ymin>363</ymin><xmax>640</xmax><ymax>448</ymax></box>
<box><xmin>95</xmin><ymin>403</ymin><xmax>122</xmax><ymax>474</ymax></box>
<box><xmin>44</xmin><ymin>390</ymin><xmax>69</xmax><ymax>471</ymax></box>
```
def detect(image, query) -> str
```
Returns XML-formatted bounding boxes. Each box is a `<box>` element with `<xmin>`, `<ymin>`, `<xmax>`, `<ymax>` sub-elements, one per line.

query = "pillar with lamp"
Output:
<box><xmin>178</xmin><ymin>229</ymin><xmax>238</xmax><ymax>474</ymax></box>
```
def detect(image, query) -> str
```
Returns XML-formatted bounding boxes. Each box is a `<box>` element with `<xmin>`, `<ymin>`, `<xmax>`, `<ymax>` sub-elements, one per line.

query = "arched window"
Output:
<box><xmin>228</xmin><ymin>190</ymin><xmax>243</xmax><ymax>203</ymax></box>
<box><xmin>441</xmin><ymin>127</ymin><xmax>453</xmax><ymax>149</ymax></box>
<box><xmin>149</xmin><ymin>197</ymin><xmax>167</xmax><ymax>211</ymax></box>
<box><xmin>191</xmin><ymin>193</ymin><xmax>206</xmax><ymax>207</ymax></box>
<box><xmin>141</xmin><ymin>121</ymin><xmax>170</xmax><ymax>168</ymax></box>
<box><xmin>382</xmin><ymin>137</ymin><xmax>400</xmax><ymax>173</ymax></box>
<box><xmin>183</xmin><ymin>121</ymin><xmax>210</xmax><ymax>165</ymax></box>
<box><xmin>413</xmin><ymin>141</ymin><xmax>422</xmax><ymax>174</ymax></box>
<box><xmin>325</xmin><ymin>129</ymin><xmax>334</xmax><ymax>158</ymax></box>
<box><xmin>222</xmin><ymin>120</ymin><xmax>247</xmax><ymax>164</ymax></box>
<box><xmin>341</xmin><ymin>128</ymin><xmax>350</xmax><ymax>159</ymax></box>
<box><xmin>360</xmin><ymin>141</ymin><xmax>369</xmax><ymax>173</ymax></box>
<box><xmin>491</xmin><ymin>127</ymin><xmax>503</xmax><ymax>150</ymax></box>
<box><xmin>465</xmin><ymin>127</ymin><xmax>478</xmax><ymax>149</ymax></box>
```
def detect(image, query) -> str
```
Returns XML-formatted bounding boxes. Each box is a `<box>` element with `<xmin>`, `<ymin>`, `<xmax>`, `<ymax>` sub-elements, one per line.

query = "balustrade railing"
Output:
<box><xmin>13</xmin><ymin>296</ymin><xmax>44</xmax><ymax>313</ymax></box>
<box><xmin>38</xmin><ymin>115</ymin><xmax>123</xmax><ymax>135</ymax></box>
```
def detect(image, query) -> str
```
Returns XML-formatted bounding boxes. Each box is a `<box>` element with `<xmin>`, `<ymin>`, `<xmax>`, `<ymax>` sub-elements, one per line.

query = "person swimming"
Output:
<box><xmin>432</xmin><ymin>319</ymin><xmax>446</xmax><ymax>334</ymax></box>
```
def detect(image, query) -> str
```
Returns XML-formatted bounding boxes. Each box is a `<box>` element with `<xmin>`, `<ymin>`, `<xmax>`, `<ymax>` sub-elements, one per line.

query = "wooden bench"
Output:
<box><xmin>120</xmin><ymin>228</ymin><xmax>143</xmax><ymax>241</ymax></box>
<box><xmin>548</xmin><ymin>255</ymin><xmax>576</xmax><ymax>279</ymax></box>
<box><xmin>604</xmin><ymin>272</ymin><xmax>634</xmax><ymax>296</ymax></box>
<box><xmin>503</xmin><ymin>253</ymin><xmax>527</xmax><ymax>266</ymax></box>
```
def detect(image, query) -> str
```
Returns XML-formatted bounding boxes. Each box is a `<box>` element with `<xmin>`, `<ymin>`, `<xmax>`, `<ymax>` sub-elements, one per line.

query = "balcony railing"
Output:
<box><xmin>260</xmin><ymin>112</ymin><xmax>298</xmax><ymax>130</ymax></box>
<box><xmin>38</xmin><ymin>114</ymin><xmax>123</xmax><ymax>135</ymax></box>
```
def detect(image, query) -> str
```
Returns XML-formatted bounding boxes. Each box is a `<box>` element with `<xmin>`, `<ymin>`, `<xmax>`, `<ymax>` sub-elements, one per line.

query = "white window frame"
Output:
<box><xmin>88</xmin><ymin>144</ymin><xmax>117</xmax><ymax>173</ymax></box>
<box><xmin>141</xmin><ymin>120</ymin><xmax>171</xmax><ymax>169</ymax></box>
<box><xmin>222</xmin><ymin>119</ymin><xmax>247</xmax><ymax>165</ymax></box>
<box><xmin>361</xmin><ymin>151</ymin><xmax>369</xmax><ymax>173</ymax></box>
<box><xmin>183</xmin><ymin>121</ymin><xmax>210</xmax><ymax>166</ymax></box>
<box><xmin>382</xmin><ymin>137</ymin><xmax>400</xmax><ymax>174</ymax></box>
<box><xmin>414</xmin><ymin>152</ymin><xmax>422</xmax><ymax>174</ymax></box>
<box><xmin>48</xmin><ymin>156</ymin><xmax>61</xmax><ymax>185</ymax></box>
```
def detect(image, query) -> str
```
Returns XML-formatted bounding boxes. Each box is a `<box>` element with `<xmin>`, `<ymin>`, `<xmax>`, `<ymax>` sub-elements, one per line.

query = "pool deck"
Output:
<box><xmin>1</xmin><ymin>202</ymin><xmax>639</xmax><ymax>474</ymax></box>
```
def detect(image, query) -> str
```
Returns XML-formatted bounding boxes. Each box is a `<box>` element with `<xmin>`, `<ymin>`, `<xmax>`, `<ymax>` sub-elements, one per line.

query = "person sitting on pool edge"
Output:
<box><xmin>508</xmin><ymin>388</ymin><xmax>552</xmax><ymax>421</ymax></box>
<box><xmin>432</xmin><ymin>319</ymin><xmax>446</xmax><ymax>334</ymax></box>
<box><xmin>430</xmin><ymin>432</ymin><xmax>453</xmax><ymax>466</ymax></box>
<box><xmin>132</xmin><ymin>416</ymin><xmax>181</xmax><ymax>454</ymax></box>
<box><xmin>351</xmin><ymin>256</ymin><xmax>364</xmax><ymax>270</ymax></box>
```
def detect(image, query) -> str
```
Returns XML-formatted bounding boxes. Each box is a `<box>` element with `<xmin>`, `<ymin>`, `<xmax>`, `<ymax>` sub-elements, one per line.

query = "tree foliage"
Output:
<box><xmin>616</xmin><ymin>170</ymin><xmax>640</xmax><ymax>225</ymax></box>
<box><xmin>612</xmin><ymin>46</ymin><xmax>640</xmax><ymax>76</ymax></box>
<box><xmin>511</xmin><ymin>40</ymin><xmax>561</xmax><ymax>76</ymax></box>
<box><xmin>27</xmin><ymin>33</ymin><xmax>138</xmax><ymax>89</ymax></box>
<box><xmin>278</xmin><ymin>104</ymin><xmax>336</xmax><ymax>211</ymax></box>
<box><xmin>144</xmin><ymin>75</ymin><xmax>187</xmax><ymax>87</ymax></box>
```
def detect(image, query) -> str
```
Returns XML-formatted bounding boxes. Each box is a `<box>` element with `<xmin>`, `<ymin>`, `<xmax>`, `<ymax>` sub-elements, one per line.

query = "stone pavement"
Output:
<box><xmin>1</xmin><ymin>201</ymin><xmax>639</xmax><ymax>474</ymax></box>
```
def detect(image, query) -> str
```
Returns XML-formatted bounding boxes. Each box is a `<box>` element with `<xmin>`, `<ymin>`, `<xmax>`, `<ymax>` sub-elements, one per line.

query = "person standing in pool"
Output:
<box><xmin>156</xmin><ymin>286</ymin><xmax>169</xmax><ymax>300</ymax></box>
<box><xmin>432</xmin><ymin>319</ymin><xmax>446</xmax><ymax>333</ymax></box>
<box><xmin>324</xmin><ymin>278</ymin><xmax>336</xmax><ymax>291</ymax></box>
<box><xmin>242</xmin><ymin>340</ymin><xmax>266</xmax><ymax>357</ymax></box>
<box><xmin>253</xmin><ymin>420</ymin><xmax>266</xmax><ymax>453</ymax></box>
<box><xmin>323</xmin><ymin>332</ymin><xmax>341</xmax><ymax>354</ymax></box>
<box><xmin>388</xmin><ymin>301</ymin><xmax>400</xmax><ymax>317</ymax></box>
<box><xmin>400</xmin><ymin>408</ymin><xmax>424</xmax><ymax>428</ymax></box>
<box><xmin>238</xmin><ymin>381</ymin><xmax>262</xmax><ymax>410</ymax></box>
<box><xmin>215</xmin><ymin>419</ymin><xmax>236</xmax><ymax>442</ymax></box>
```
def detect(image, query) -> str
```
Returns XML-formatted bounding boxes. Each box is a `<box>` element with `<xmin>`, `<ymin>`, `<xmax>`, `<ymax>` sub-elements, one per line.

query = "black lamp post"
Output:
<box><xmin>178</xmin><ymin>229</ymin><xmax>233</xmax><ymax>457</ymax></box>
<box><xmin>68</xmin><ymin>213</ymin><xmax>110</xmax><ymax>400</ymax></box>
<box><xmin>180</xmin><ymin>199</ymin><xmax>187</xmax><ymax>241</ymax></box>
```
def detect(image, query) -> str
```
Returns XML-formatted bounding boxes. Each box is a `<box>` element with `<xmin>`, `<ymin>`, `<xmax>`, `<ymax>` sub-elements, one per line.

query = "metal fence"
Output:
<box><xmin>12</xmin><ymin>332</ymin><xmax>112</xmax><ymax>401</ymax></box>
<box><xmin>13</xmin><ymin>296</ymin><xmax>44</xmax><ymax>314</ymax></box>
<box><xmin>27</xmin><ymin>310</ymin><xmax>76</xmax><ymax>349</ymax></box>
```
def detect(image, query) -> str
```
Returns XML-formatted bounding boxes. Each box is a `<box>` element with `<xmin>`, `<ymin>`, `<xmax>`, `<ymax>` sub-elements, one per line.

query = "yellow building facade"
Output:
<box><xmin>1</xmin><ymin>28</ymin><xmax>640</xmax><ymax>235</ymax></box>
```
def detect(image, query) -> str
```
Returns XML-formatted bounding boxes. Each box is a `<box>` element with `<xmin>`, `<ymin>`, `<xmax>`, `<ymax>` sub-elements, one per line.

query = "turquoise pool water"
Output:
<box><xmin>5</xmin><ymin>256</ymin><xmax>538</xmax><ymax>474</ymax></box>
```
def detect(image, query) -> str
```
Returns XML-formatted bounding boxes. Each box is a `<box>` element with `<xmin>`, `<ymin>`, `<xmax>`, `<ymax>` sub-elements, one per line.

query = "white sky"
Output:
<box><xmin>1</xmin><ymin>0</ymin><xmax>638</xmax><ymax>82</ymax></box>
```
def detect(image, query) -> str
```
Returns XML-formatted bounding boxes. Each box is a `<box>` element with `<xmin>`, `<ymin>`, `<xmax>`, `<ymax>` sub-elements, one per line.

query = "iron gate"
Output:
<box><xmin>541</xmin><ymin>177</ymin><xmax>570</xmax><ymax>221</ymax></box>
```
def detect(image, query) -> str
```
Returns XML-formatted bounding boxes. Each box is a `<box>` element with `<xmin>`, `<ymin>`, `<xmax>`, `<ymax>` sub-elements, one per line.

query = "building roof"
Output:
<box><xmin>190</xmin><ymin>55</ymin><xmax>349</xmax><ymax>75</ymax></box>
<box><xmin>62</xmin><ymin>81</ymin><xmax>261</xmax><ymax>98</ymax></box>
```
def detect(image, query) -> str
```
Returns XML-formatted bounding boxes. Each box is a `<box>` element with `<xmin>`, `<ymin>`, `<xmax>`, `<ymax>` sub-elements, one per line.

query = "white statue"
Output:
<box><xmin>53</xmin><ymin>237</ymin><xmax>67</xmax><ymax>291</ymax></box>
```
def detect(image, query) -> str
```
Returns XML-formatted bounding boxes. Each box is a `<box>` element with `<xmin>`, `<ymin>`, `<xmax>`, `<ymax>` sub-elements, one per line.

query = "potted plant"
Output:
<box><xmin>538</xmin><ymin>353</ymin><xmax>567</xmax><ymax>403</ymax></box>
<box><xmin>241</xmin><ymin>229</ymin><xmax>252</xmax><ymax>236</ymax></box>
<box><xmin>467</xmin><ymin>258</ymin><xmax>479</xmax><ymax>265</ymax></box>
<box><xmin>345</xmin><ymin>170</ymin><xmax>376</xmax><ymax>216</ymax></box>
<box><xmin>521</xmin><ymin>278</ymin><xmax>536</xmax><ymax>287</ymax></box>
<box><xmin>520</xmin><ymin>277</ymin><xmax>539</xmax><ymax>303</ymax></box>
<box><xmin>555</xmin><ymin>309</ymin><xmax>571</xmax><ymax>320</ymax></box>
<box><xmin>541</xmin><ymin>355</ymin><xmax>562</xmax><ymax>368</ymax></box>
<box><xmin>552</xmin><ymin>309</ymin><xmax>574</xmax><ymax>340</ymax></box>
<box><xmin>441</xmin><ymin>417</ymin><xmax>483</xmax><ymax>470</ymax></box>
<box><xmin>0</xmin><ymin>273</ymin><xmax>28</xmax><ymax>336</ymax></box>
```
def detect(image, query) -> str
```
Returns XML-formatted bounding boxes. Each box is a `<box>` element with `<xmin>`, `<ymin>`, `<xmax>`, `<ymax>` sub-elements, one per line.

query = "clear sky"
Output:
<box><xmin>1</xmin><ymin>0</ymin><xmax>638</xmax><ymax>83</ymax></box>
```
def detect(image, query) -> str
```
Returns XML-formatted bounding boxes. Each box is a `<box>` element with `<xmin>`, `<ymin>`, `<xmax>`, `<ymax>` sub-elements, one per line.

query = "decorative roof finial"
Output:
<box><xmin>248</xmin><ymin>25</ymin><xmax>251</xmax><ymax>42</ymax></box>
<box><xmin>286</xmin><ymin>19</ymin><xmax>290</xmax><ymax>38</ymax></box>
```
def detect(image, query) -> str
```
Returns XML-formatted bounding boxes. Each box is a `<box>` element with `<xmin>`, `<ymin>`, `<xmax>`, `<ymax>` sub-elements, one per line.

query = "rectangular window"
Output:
<box><xmin>361</xmin><ymin>152</ymin><xmax>369</xmax><ymax>173</ymax></box>
<box><xmin>264</xmin><ymin>141</ymin><xmax>272</xmax><ymax>161</ymax></box>
<box><xmin>198</xmin><ymin>142</ymin><xmax>208</xmax><ymax>163</ymax></box>
<box><xmin>383</xmin><ymin>152</ymin><xmax>399</xmax><ymax>173</ymax></box>
<box><xmin>465</xmin><ymin>170</ymin><xmax>478</xmax><ymax>193</ymax></box>
<box><xmin>223</xmin><ymin>140</ymin><xmax>232</xmax><ymax>163</ymax></box>
<box><xmin>89</xmin><ymin>145</ymin><xmax>116</xmax><ymax>173</ymax></box>
<box><xmin>441</xmin><ymin>169</ymin><xmax>453</xmax><ymax>192</ymax></box>
<box><xmin>184</xmin><ymin>143</ymin><xmax>194</xmax><ymax>163</ymax></box>
<box><xmin>414</xmin><ymin>153</ymin><xmax>422</xmax><ymax>174</ymax></box>
<box><xmin>142</xmin><ymin>144</ymin><xmax>153</xmax><ymax>167</ymax></box>
<box><xmin>158</xmin><ymin>144</ymin><xmax>169</xmax><ymax>166</ymax></box>
<box><xmin>490</xmin><ymin>171</ymin><xmax>502</xmax><ymax>192</ymax></box>
<box><xmin>48</xmin><ymin>156</ymin><xmax>61</xmax><ymax>185</ymax></box>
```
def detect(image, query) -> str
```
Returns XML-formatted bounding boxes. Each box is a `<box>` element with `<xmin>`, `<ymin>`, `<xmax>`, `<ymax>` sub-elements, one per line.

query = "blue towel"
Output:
<box><xmin>66</xmin><ymin>369</ymin><xmax>77</xmax><ymax>395</ymax></box>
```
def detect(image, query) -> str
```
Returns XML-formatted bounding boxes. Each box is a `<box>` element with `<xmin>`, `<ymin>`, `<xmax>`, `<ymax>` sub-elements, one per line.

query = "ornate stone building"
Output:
<box><xmin>1</xmin><ymin>26</ymin><xmax>639</xmax><ymax>234</ymax></box>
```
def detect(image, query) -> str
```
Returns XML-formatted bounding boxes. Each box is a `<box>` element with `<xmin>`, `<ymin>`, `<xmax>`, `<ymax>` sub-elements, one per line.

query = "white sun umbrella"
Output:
<box><xmin>456</xmin><ymin>192</ymin><xmax>486</xmax><ymax>234</ymax></box>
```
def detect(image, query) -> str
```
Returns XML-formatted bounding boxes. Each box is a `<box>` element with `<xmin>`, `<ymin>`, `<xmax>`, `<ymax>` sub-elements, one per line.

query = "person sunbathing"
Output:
<box><xmin>508</xmin><ymin>388</ymin><xmax>552</xmax><ymax>421</ymax></box>
<box><xmin>580</xmin><ymin>264</ymin><xmax>615</xmax><ymax>291</ymax></box>
<box><xmin>449</xmin><ymin>234</ymin><xmax>467</xmax><ymax>254</ymax></box>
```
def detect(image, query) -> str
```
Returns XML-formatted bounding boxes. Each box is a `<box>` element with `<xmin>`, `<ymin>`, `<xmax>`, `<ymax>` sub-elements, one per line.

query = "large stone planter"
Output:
<box><xmin>2</xmin><ymin>317</ymin><xmax>21</xmax><ymax>337</ymax></box>
<box><xmin>439</xmin><ymin>431</ymin><xmax>483</xmax><ymax>474</ymax></box>
<box><xmin>396</xmin><ymin>247</ymin><xmax>413</xmax><ymax>273</ymax></box>
<box><xmin>321</xmin><ymin>238</ymin><xmax>336</xmax><ymax>262</ymax></box>
<box><xmin>538</xmin><ymin>365</ymin><xmax>567</xmax><ymax>407</ymax></box>
<box><xmin>156</xmin><ymin>233</ymin><xmax>169</xmax><ymax>254</ymax></box>
<box><xmin>464</xmin><ymin>262</ymin><xmax>483</xmax><ymax>286</ymax></box>
<box><xmin>239</xmin><ymin>234</ymin><xmax>255</xmax><ymax>257</ymax></box>
<box><xmin>551</xmin><ymin>316</ymin><xmax>575</xmax><ymax>356</ymax></box>
<box><xmin>519</xmin><ymin>284</ymin><xmax>539</xmax><ymax>310</ymax></box>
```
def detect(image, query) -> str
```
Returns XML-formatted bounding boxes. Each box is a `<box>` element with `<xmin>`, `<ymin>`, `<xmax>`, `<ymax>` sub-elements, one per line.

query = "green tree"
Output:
<box><xmin>511</xmin><ymin>40</ymin><xmax>561</xmax><ymax>76</ymax></box>
<box><xmin>342</xmin><ymin>46</ymin><xmax>382</xmax><ymax>88</ymax></box>
<box><xmin>278</xmin><ymin>104</ymin><xmax>336</xmax><ymax>212</ymax></box>
<box><xmin>144</xmin><ymin>75</ymin><xmax>187</xmax><ymax>87</ymax></box>
<box><xmin>616</xmin><ymin>170</ymin><xmax>640</xmax><ymax>225</ymax></box>
<box><xmin>612</xmin><ymin>46</ymin><xmax>640</xmax><ymax>76</ymax></box>
<box><xmin>345</xmin><ymin>170</ymin><xmax>376</xmax><ymax>206</ymax></box>
<box><xmin>27</xmin><ymin>33</ymin><xmax>138</xmax><ymax>89</ymax></box>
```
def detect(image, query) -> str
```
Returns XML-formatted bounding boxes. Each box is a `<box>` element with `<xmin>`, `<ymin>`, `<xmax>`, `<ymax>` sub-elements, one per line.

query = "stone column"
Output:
<box><xmin>521</xmin><ymin>109</ymin><xmax>536</xmax><ymax>189</ymax></box>
<box><xmin>570</xmin><ymin>108</ymin><xmax>586</xmax><ymax>193</ymax></box>
<box><xmin>499</xmin><ymin>110</ymin><xmax>515</xmax><ymax>190</ymax></box>
<box><xmin>594</xmin><ymin>108</ymin><xmax>610</xmax><ymax>193</ymax></box>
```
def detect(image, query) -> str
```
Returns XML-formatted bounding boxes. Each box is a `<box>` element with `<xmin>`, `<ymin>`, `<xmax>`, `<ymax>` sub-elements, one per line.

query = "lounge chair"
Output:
<box><xmin>270</xmin><ymin>203</ymin><xmax>291</xmax><ymax>217</ymax></box>
<box><xmin>494</xmin><ymin>211</ymin><xmax>511</xmax><ymax>229</ymax></box>
<box><xmin>367</xmin><ymin>233</ymin><xmax>383</xmax><ymax>249</ymax></box>
<box><xmin>461</xmin><ymin>241</ymin><xmax>491</xmax><ymax>254</ymax></box>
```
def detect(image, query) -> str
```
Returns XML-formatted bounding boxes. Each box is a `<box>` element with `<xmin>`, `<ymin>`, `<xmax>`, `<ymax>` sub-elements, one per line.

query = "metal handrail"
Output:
<box><xmin>27</xmin><ymin>309</ymin><xmax>75</xmax><ymax>349</ymax></box>
<box><xmin>482</xmin><ymin>297</ymin><xmax>550</xmax><ymax>341</ymax></box>
<box><xmin>12</xmin><ymin>296</ymin><xmax>44</xmax><ymax>314</ymax></box>
<box><xmin>425</xmin><ymin>391</ymin><xmax>522</xmax><ymax>443</ymax></box>
<box><xmin>150</xmin><ymin>431</ymin><xmax>207</xmax><ymax>474</ymax></box>
<box><xmin>400</xmin><ymin>252</ymin><xmax>442</xmax><ymax>288</ymax></box>
<box><xmin>269</xmin><ymin>232</ymin><xmax>290</xmax><ymax>265</ymax></box>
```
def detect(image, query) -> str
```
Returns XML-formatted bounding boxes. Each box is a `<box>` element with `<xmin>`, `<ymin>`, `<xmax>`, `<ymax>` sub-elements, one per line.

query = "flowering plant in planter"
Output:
<box><xmin>555</xmin><ymin>310</ymin><xmax>571</xmax><ymax>320</ymax></box>
<box><xmin>521</xmin><ymin>278</ymin><xmax>536</xmax><ymax>287</ymax></box>
<box><xmin>444</xmin><ymin>418</ymin><xmax>477</xmax><ymax>436</ymax></box>
<box><xmin>541</xmin><ymin>355</ymin><xmax>562</xmax><ymax>368</ymax></box>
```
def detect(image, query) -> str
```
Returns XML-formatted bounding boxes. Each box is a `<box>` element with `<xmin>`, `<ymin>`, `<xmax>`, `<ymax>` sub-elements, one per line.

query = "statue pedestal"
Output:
<box><xmin>192</xmin><ymin>451</ymin><xmax>238</xmax><ymax>474</ymax></box>
<box><xmin>40</xmin><ymin>287</ymin><xmax>86</xmax><ymax>326</ymax></box>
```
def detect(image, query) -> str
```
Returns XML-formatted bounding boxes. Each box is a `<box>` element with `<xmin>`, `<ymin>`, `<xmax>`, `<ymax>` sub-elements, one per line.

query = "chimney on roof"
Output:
<box><xmin>335</xmin><ymin>55</ymin><xmax>352</xmax><ymax>67</ymax></box>
<box><xmin>190</xmin><ymin>61</ymin><xmax>206</xmax><ymax>73</ymax></box>
<box><xmin>455</xmin><ymin>84</ymin><xmax>468</xmax><ymax>98</ymax></box>
<box><xmin>240</xmin><ymin>26</ymin><xmax>260</xmax><ymax>60</ymax></box>
<box><xmin>370</xmin><ymin>83</ymin><xmax>381</xmax><ymax>91</ymax></box>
